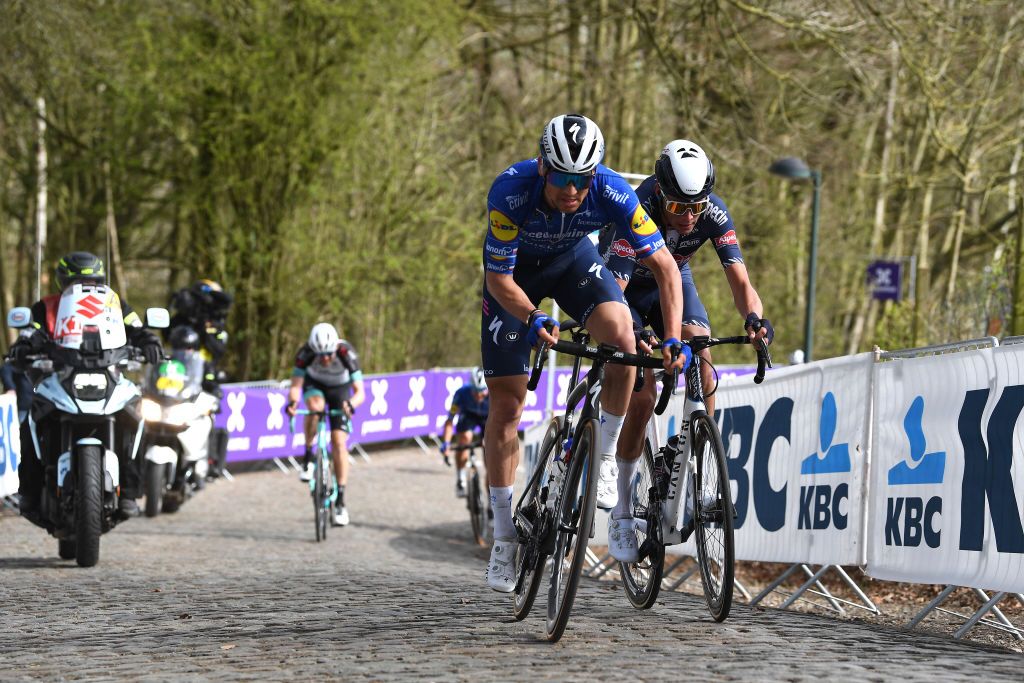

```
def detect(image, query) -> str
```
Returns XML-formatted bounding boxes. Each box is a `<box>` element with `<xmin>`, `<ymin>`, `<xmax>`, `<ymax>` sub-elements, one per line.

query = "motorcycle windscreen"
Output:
<box><xmin>52</xmin><ymin>284</ymin><xmax>128</xmax><ymax>350</ymax></box>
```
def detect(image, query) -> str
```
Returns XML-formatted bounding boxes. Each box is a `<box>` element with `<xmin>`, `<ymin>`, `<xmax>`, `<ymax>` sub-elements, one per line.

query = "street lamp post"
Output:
<box><xmin>770</xmin><ymin>157</ymin><xmax>821</xmax><ymax>362</ymax></box>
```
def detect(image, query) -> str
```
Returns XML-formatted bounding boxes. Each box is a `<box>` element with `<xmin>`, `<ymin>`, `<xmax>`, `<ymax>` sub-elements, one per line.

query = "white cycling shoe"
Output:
<box><xmin>299</xmin><ymin>462</ymin><xmax>314</xmax><ymax>482</ymax></box>
<box><xmin>596</xmin><ymin>457</ymin><xmax>618</xmax><ymax>510</ymax></box>
<box><xmin>333</xmin><ymin>506</ymin><xmax>350</xmax><ymax>526</ymax></box>
<box><xmin>486</xmin><ymin>538</ymin><xmax>519</xmax><ymax>593</ymax></box>
<box><xmin>608</xmin><ymin>516</ymin><xmax>639</xmax><ymax>563</ymax></box>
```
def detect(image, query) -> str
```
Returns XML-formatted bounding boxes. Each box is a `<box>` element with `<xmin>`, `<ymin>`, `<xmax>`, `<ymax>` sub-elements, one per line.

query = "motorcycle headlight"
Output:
<box><xmin>72</xmin><ymin>372</ymin><xmax>108</xmax><ymax>400</ymax></box>
<box><xmin>164</xmin><ymin>403</ymin><xmax>195</xmax><ymax>426</ymax></box>
<box><xmin>141</xmin><ymin>398</ymin><xmax>163</xmax><ymax>423</ymax></box>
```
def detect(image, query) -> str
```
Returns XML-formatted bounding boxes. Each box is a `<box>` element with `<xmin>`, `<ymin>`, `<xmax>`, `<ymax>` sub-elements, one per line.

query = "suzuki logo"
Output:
<box><xmin>76</xmin><ymin>295</ymin><xmax>105</xmax><ymax>319</ymax></box>
<box><xmin>266</xmin><ymin>393</ymin><xmax>286</xmax><ymax>431</ymax></box>
<box><xmin>225</xmin><ymin>392</ymin><xmax>246</xmax><ymax>433</ymax></box>
<box><xmin>408</xmin><ymin>376</ymin><xmax>427</xmax><ymax>412</ymax></box>
<box><xmin>370</xmin><ymin>380</ymin><xmax>389</xmax><ymax>416</ymax></box>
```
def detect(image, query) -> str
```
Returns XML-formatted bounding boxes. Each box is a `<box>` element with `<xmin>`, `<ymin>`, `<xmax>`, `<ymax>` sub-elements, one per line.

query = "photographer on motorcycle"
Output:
<box><xmin>9</xmin><ymin>251</ymin><xmax>164</xmax><ymax>521</ymax></box>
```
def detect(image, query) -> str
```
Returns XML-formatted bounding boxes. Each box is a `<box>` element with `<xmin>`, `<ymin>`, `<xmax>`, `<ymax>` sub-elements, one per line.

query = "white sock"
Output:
<box><xmin>613</xmin><ymin>457</ymin><xmax>639</xmax><ymax>519</ymax></box>
<box><xmin>598</xmin><ymin>409</ymin><xmax>625</xmax><ymax>458</ymax></box>
<box><xmin>490</xmin><ymin>485</ymin><xmax>515</xmax><ymax>540</ymax></box>
<box><xmin>457</xmin><ymin>467</ymin><xmax>467</xmax><ymax>485</ymax></box>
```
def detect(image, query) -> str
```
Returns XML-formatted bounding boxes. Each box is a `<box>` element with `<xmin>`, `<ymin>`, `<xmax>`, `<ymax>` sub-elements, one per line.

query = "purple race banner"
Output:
<box><xmin>215</xmin><ymin>364</ymin><xmax>756</xmax><ymax>462</ymax></box>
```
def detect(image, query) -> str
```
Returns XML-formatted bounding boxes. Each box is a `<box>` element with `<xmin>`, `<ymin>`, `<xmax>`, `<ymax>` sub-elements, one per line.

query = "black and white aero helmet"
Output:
<box><xmin>539</xmin><ymin>114</ymin><xmax>605</xmax><ymax>174</ymax></box>
<box><xmin>655</xmin><ymin>139</ymin><xmax>715</xmax><ymax>201</ymax></box>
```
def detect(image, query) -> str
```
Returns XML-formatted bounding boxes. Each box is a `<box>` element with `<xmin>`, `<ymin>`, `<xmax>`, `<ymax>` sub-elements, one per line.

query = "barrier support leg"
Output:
<box><xmin>583</xmin><ymin>548</ymin><xmax>604</xmax><ymax>573</ymax></box>
<box><xmin>968</xmin><ymin>589</ymin><xmax>1022</xmax><ymax>640</ymax></box>
<box><xmin>749</xmin><ymin>563</ymin><xmax>800</xmax><ymax>606</ymax></box>
<box><xmin>800</xmin><ymin>564</ymin><xmax>845</xmax><ymax>614</ymax></box>
<box><xmin>351</xmin><ymin>442</ymin><xmax>371</xmax><ymax>463</ymax></box>
<box><xmin>220</xmin><ymin>468</ymin><xmax>234</xmax><ymax>482</ymax></box>
<box><xmin>833</xmin><ymin>565</ymin><xmax>880</xmax><ymax>614</ymax></box>
<box><xmin>667</xmin><ymin>562</ymin><xmax>700</xmax><ymax>591</ymax></box>
<box><xmin>907</xmin><ymin>584</ymin><xmax>957</xmax><ymax>628</ymax></box>
<box><xmin>588</xmin><ymin>552</ymin><xmax>618</xmax><ymax>579</ymax></box>
<box><xmin>286</xmin><ymin>455</ymin><xmax>303</xmax><ymax>472</ymax></box>
<box><xmin>272</xmin><ymin>458</ymin><xmax>291</xmax><ymax>475</ymax></box>
<box><xmin>734</xmin><ymin>576</ymin><xmax>753</xmax><ymax>602</ymax></box>
<box><xmin>779</xmin><ymin>565</ymin><xmax>833</xmax><ymax>610</ymax></box>
<box><xmin>954</xmin><ymin>591</ymin><xmax>1009</xmax><ymax>639</ymax></box>
<box><xmin>413</xmin><ymin>436</ymin><xmax>433</xmax><ymax>456</ymax></box>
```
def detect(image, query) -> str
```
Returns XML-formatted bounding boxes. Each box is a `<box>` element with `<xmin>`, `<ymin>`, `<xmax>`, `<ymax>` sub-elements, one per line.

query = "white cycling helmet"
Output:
<box><xmin>539</xmin><ymin>113</ymin><xmax>605</xmax><ymax>174</ymax></box>
<box><xmin>470</xmin><ymin>366</ymin><xmax>487</xmax><ymax>391</ymax></box>
<box><xmin>308</xmin><ymin>322</ymin><xmax>340</xmax><ymax>355</ymax></box>
<box><xmin>655</xmin><ymin>139</ymin><xmax>715</xmax><ymax>201</ymax></box>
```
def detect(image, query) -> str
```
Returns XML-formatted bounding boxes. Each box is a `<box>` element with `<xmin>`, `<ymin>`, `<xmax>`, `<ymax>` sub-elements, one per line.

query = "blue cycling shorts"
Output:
<box><xmin>625</xmin><ymin>264</ymin><xmax>710</xmax><ymax>339</ymax></box>
<box><xmin>481</xmin><ymin>237</ymin><xmax>626</xmax><ymax>377</ymax></box>
<box><xmin>455</xmin><ymin>412</ymin><xmax>486</xmax><ymax>435</ymax></box>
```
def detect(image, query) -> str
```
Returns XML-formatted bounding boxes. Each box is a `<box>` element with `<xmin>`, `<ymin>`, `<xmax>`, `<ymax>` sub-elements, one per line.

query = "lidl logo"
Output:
<box><xmin>630</xmin><ymin>206</ymin><xmax>657</xmax><ymax>237</ymax></box>
<box><xmin>488</xmin><ymin>209</ymin><xmax>519</xmax><ymax>242</ymax></box>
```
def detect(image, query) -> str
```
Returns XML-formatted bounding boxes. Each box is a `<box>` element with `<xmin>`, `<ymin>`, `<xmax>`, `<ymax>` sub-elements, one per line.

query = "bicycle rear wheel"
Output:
<box><xmin>513</xmin><ymin>417</ymin><xmax>561</xmax><ymax>621</ymax></box>
<box><xmin>314</xmin><ymin>450</ymin><xmax>329</xmax><ymax>542</ymax></box>
<box><xmin>620</xmin><ymin>437</ymin><xmax>665</xmax><ymax>609</ymax></box>
<box><xmin>691</xmin><ymin>413</ymin><xmax>734</xmax><ymax>622</ymax></box>
<box><xmin>546</xmin><ymin>418</ymin><xmax>599</xmax><ymax>642</ymax></box>
<box><xmin>468</xmin><ymin>466</ymin><xmax>487</xmax><ymax>546</ymax></box>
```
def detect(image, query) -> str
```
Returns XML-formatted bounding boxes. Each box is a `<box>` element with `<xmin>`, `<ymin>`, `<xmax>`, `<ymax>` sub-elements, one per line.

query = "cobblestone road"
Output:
<box><xmin>2</xmin><ymin>446</ymin><xmax>1022</xmax><ymax>681</ymax></box>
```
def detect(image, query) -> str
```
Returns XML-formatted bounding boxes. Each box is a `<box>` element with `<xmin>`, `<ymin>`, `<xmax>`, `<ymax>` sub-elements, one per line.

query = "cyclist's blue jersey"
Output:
<box><xmin>484</xmin><ymin>159</ymin><xmax>666</xmax><ymax>274</ymax></box>
<box><xmin>602</xmin><ymin>175</ymin><xmax>743</xmax><ymax>285</ymax></box>
<box><xmin>450</xmin><ymin>385</ymin><xmax>489</xmax><ymax>419</ymax></box>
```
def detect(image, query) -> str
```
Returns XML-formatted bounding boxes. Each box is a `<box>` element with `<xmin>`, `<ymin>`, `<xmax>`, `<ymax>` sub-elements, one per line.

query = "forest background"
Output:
<box><xmin>1</xmin><ymin>0</ymin><xmax>1022</xmax><ymax>380</ymax></box>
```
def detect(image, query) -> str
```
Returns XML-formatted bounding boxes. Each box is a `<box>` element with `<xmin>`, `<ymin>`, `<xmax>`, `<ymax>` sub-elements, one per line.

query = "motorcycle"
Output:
<box><xmin>7</xmin><ymin>286</ymin><xmax>168</xmax><ymax>567</ymax></box>
<box><xmin>139</xmin><ymin>349</ymin><xmax>218</xmax><ymax>516</ymax></box>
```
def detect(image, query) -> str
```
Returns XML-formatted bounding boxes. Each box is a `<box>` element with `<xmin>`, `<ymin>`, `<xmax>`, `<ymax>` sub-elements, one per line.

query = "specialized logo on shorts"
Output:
<box><xmin>609</xmin><ymin>239</ymin><xmax>635</xmax><ymax>259</ymax></box>
<box><xmin>489</xmin><ymin>209</ymin><xmax>519</xmax><ymax>242</ymax></box>
<box><xmin>713</xmin><ymin>230</ymin><xmax>738</xmax><ymax>248</ymax></box>
<box><xmin>506</xmin><ymin>331</ymin><xmax>520</xmax><ymax>342</ymax></box>
<box><xmin>630</xmin><ymin>205</ymin><xmax>657</xmax><ymax>237</ymax></box>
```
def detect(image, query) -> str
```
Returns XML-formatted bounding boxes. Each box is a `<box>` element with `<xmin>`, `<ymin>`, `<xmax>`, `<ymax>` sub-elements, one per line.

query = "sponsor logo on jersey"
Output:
<box><xmin>706</xmin><ymin>203</ymin><xmax>728</xmax><ymax>226</ymax></box>
<box><xmin>609</xmin><ymin>239</ymin><xmax>635</xmax><ymax>259</ymax></box>
<box><xmin>502</xmin><ymin>166</ymin><xmax>519</xmax><ymax>177</ymax></box>
<box><xmin>713</xmin><ymin>230</ymin><xmax>739</xmax><ymax>248</ymax></box>
<box><xmin>577</xmin><ymin>277</ymin><xmax>591</xmax><ymax>288</ymax></box>
<box><xmin>489</xmin><ymin>209</ymin><xmax>519</xmax><ymax>242</ymax></box>
<box><xmin>673</xmin><ymin>253</ymin><xmax>692</xmax><ymax>266</ymax></box>
<box><xmin>602</xmin><ymin>186</ymin><xmax>630</xmax><ymax>205</ymax></box>
<box><xmin>485</xmin><ymin>243</ymin><xmax>516</xmax><ymax>258</ymax></box>
<box><xmin>630</xmin><ymin>206</ymin><xmax>657</xmax><ymax>237</ymax></box>
<box><xmin>505</xmin><ymin>191</ymin><xmax>528</xmax><ymax>211</ymax></box>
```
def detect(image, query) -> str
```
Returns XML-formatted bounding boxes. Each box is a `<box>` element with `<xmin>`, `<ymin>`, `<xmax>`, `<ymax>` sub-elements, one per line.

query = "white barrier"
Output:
<box><xmin>1</xmin><ymin>393</ymin><xmax>20</xmax><ymax>497</ymax></box>
<box><xmin>867</xmin><ymin>344</ymin><xmax>1024</xmax><ymax>593</ymax></box>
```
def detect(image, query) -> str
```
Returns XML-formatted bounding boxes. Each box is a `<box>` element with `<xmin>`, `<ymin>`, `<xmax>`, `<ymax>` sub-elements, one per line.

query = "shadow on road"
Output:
<box><xmin>0</xmin><ymin>556</ymin><xmax>70</xmax><ymax>570</ymax></box>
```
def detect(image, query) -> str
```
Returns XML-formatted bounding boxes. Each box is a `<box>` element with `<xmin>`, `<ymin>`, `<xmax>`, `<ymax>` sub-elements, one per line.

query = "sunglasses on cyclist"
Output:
<box><xmin>546</xmin><ymin>171</ymin><xmax>594</xmax><ymax>191</ymax></box>
<box><xmin>662</xmin><ymin>196</ymin><xmax>709</xmax><ymax>217</ymax></box>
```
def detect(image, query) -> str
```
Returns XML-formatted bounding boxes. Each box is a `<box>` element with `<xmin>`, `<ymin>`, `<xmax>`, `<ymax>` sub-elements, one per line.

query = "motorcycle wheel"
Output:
<box><xmin>75</xmin><ymin>445</ymin><xmax>103</xmax><ymax>567</ymax></box>
<box><xmin>58</xmin><ymin>539</ymin><xmax>76</xmax><ymax>560</ymax></box>
<box><xmin>145</xmin><ymin>461</ymin><xmax>164</xmax><ymax>518</ymax></box>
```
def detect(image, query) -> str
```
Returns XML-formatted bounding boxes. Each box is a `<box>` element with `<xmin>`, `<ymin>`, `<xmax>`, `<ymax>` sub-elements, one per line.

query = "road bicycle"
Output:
<box><xmin>621</xmin><ymin>332</ymin><xmax>771</xmax><ymax>621</ymax></box>
<box><xmin>511</xmin><ymin>321</ymin><xmax>678</xmax><ymax>642</ymax></box>
<box><xmin>453</xmin><ymin>440</ymin><xmax>491</xmax><ymax>546</ymax></box>
<box><xmin>291</xmin><ymin>408</ymin><xmax>345</xmax><ymax>542</ymax></box>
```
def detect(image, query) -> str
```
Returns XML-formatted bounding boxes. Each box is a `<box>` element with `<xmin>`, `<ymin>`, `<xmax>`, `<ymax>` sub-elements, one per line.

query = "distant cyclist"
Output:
<box><xmin>440</xmin><ymin>367</ymin><xmax>489</xmax><ymax>498</ymax></box>
<box><xmin>600</xmin><ymin>140</ymin><xmax>772</xmax><ymax>557</ymax></box>
<box><xmin>481</xmin><ymin>114</ymin><xmax>686</xmax><ymax>592</ymax></box>
<box><xmin>286</xmin><ymin>322</ymin><xmax>365</xmax><ymax>526</ymax></box>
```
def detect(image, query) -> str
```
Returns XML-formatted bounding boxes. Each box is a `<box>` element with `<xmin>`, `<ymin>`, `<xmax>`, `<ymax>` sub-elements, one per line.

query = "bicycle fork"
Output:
<box><xmin>656</xmin><ymin>395</ymin><xmax>704</xmax><ymax>545</ymax></box>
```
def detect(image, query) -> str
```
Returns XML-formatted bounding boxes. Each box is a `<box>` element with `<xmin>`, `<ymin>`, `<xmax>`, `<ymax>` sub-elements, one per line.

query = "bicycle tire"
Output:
<box><xmin>691</xmin><ymin>413</ymin><xmax>734</xmax><ymax>622</ymax></box>
<box><xmin>546</xmin><ymin>417</ymin><xmax>599</xmax><ymax>642</ymax></box>
<box><xmin>513</xmin><ymin>417</ymin><xmax>561</xmax><ymax>621</ymax></box>
<box><xmin>468</xmin><ymin>467</ymin><xmax>487</xmax><ymax>546</ymax></box>
<box><xmin>620</xmin><ymin>437</ymin><xmax>665</xmax><ymax>609</ymax></box>
<box><xmin>314</xmin><ymin>450</ymin><xmax>328</xmax><ymax>542</ymax></box>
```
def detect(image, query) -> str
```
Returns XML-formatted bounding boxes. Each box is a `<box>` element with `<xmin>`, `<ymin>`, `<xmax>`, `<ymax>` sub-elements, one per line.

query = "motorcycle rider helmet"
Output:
<box><xmin>654</xmin><ymin>139</ymin><xmax>715</xmax><ymax>202</ymax></box>
<box><xmin>308</xmin><ymin>322</ymin><xmax>339</xmax><ymax>355</ymax></box>
<box><xmin>538</xmin><ymin>113</ymin><xmax>605</xmax><ymax>174</ymax></box>
<box><xmin>168</xmin><ymin>325</ymin><xmax>201</xmax><ymax>351</ymax></box>
<box><xmin>470</xmin><ymin>366</ymin><xmax>487</xmax><ymax>391</ymax></box>
<box><xmin>55</xmin><ymin>251</ymin><xmax>106</xmax><ymax>291</ymax></box>
<box><xmin>192</xmin><ymin>279</ymin><xmax>223</xmax><ymax>294</ymax></box>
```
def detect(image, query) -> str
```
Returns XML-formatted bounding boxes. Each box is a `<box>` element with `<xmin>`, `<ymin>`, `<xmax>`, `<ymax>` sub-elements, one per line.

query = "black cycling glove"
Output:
<box><xmin>745</xmin><ymin>313</ymin><xmax>774</xmax><ymax>345</ymax></box>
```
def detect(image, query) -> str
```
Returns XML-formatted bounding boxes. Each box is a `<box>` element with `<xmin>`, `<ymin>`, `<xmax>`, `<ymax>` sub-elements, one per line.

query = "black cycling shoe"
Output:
<box><xmin>115</xmin><ymin>498</ymin><xmax>141</xmax><ymax>520</ymax></box>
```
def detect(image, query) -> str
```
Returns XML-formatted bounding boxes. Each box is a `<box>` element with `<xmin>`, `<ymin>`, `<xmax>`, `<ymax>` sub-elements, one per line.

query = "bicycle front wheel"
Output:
<box><xmin>468</xmin><ymin>466</ymin><xmax>487</xmax><ymax>547</ymax></box>
<box><xmin>691</xmin><ymin>413</ymin><xmax>734</xmax><ymax>622</ymax></box>
<box><xmin>513</xmin><ymin>417</ymin><xmax>561</xmax><ymax>621</ymax></box>
<box><xmin>314</xmin><ymin>451</ymin><xmax>329</xmax><ymax>542</ymax></box>
<box><xmin>620</xmin><ymin>437</ymin><xmax>665</xmax><ymax>610</ymax></box>
<box><xmin>546</xmin><ymin>418</ymin><xmax>599</xmax><ymax>642</ymax></box>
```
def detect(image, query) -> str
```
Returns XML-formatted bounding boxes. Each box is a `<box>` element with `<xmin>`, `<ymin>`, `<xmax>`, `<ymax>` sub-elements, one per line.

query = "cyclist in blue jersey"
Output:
<box><xmin>286</xmin><ymin>322</ymin><xmax>365</xmax><ymax>527</ymax></box>
<box><xmin>440</xmin><ymin>367</ymin><xmax>490</xmax><ymax>498</ymax></box>
<box><xmin>601</xmin><ymin>140</ymin><xmax>772</xmax><ymax>551</ymax></box>
<box><xmin>481</xmin><ymin>114</ymin><xmax>687</xmax><ymax>592</ymax></box>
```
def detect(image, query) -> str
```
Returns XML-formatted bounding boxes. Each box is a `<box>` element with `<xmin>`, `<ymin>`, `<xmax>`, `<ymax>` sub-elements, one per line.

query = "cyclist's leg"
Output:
<box><xmin>678</xmin><ymin>265</ymin><xmax>714</xmax><ymax>413</ymax></box>
<box><xmin>303</xmin><ymin>389</ymin><xmax>326</xmax><ymax>454</ymax></box>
